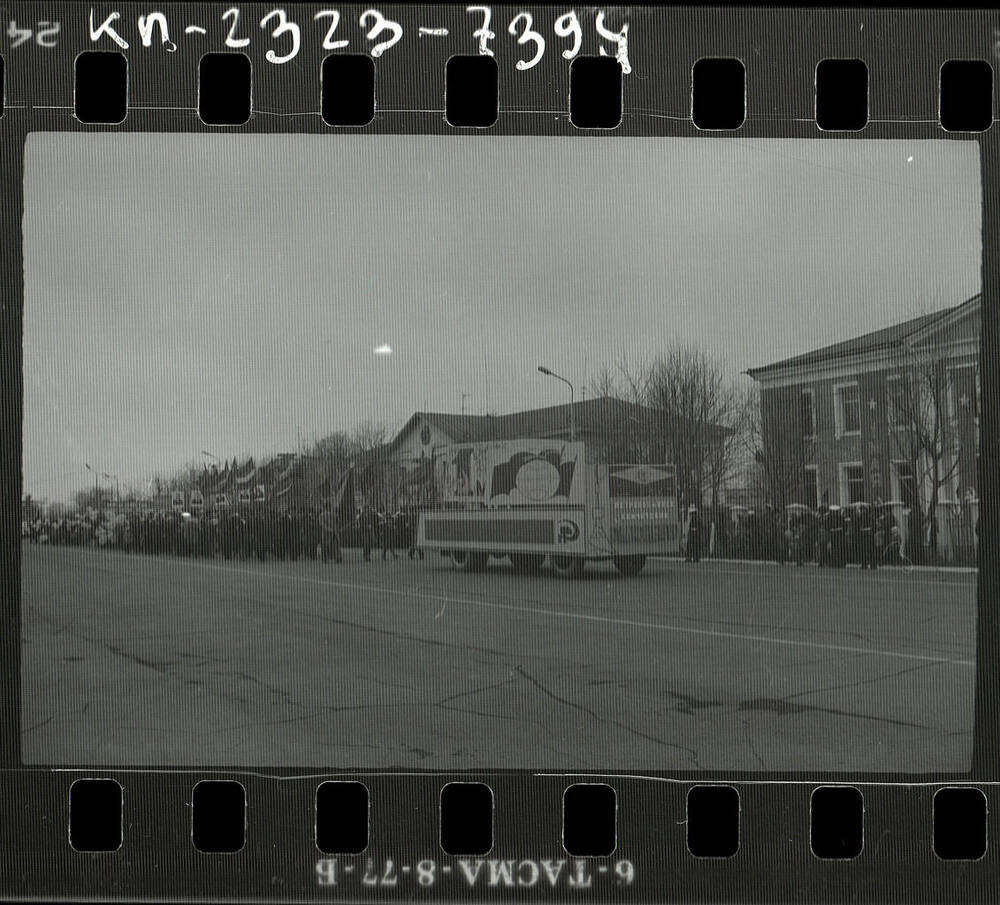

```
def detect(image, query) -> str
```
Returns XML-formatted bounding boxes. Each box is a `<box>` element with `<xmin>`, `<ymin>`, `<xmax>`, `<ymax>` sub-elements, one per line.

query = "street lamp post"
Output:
<box><xmin>84</xmin><ymin>463</ymin><xmax>103</xmax><ymax>517</ymax></box>
<box><xmin>103</xmin><ymin>473</ymin><xmax>120</xmax><ymax>509</ymax></box>
<box><xmin>538</xmin><ymin>366</ymin><xmax>576</xmax><ymax>441</ymax></box>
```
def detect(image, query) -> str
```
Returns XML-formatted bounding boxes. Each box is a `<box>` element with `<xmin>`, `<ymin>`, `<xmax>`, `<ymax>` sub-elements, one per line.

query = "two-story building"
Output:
<box><xmin>745</xmin><ymin>294</ymin><xmax>980</xmax><ymax>512</ymax></box>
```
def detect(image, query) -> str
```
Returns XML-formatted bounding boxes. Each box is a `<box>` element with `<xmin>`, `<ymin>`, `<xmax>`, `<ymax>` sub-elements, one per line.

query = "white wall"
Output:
<box><xmin>391</xmin><ymin>417</ymin><xmax>456</xmax><ymax>463</ymax></box>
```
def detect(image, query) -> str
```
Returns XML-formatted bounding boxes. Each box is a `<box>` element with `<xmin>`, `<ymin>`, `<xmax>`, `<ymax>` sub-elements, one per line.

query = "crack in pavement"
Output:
<box><xmin>783</xmin><ymin>658</ymin><xmax>954</xmax><ymax>703</ymax></box>
<box><xmin>736</xmin><ymin>696</ymin><xmax>952</xmax><ymax>732</ymax></box>
<box><xmin>514</xmin><ymin>665</ymin><xmax>703</xmax><ymax>768</ymax></box>
<box><xmin>23</xmin><ymin>715</ymin><xmax>54</xmax><ymax>734</ymax></box>
<box><xmin>741</xmin><ymin>714</ymin><xmax>766</xmax><ymax>769</ymax></box>
<box><xmin>437</xmin><ymin>677</ymin><xmax>517</xmax><ymax>706</ymax></box>
<box><xmin>434</xmin><ymin>700</ymin><xmax>554</xmax><ymax>733</ymax></box>
<box><xmin>214</xmin><ymin>670</ymin><xmax>295</xmax><ymax>702</ymax></box>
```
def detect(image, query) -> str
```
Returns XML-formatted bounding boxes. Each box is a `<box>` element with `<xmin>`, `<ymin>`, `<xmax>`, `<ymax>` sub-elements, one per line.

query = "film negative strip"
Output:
<box><xmin>1</xmin><ymin>3</ymin><xmax>998</xmax><ymax>901</ymax></box>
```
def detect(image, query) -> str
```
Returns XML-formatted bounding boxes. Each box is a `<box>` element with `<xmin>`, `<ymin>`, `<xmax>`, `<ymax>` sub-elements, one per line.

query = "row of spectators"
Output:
<box><xmin>22</xmin><ymin>506</ymin><xmax>422</xmax><ymax>563</ymax></box>
<box><xmin>688</xmin><ymin>503</ymin><xmax>911</xmax><ymax>568</ymax></box>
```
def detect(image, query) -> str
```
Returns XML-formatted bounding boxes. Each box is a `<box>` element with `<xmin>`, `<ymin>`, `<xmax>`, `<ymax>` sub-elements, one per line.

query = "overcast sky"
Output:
<box><xmin>23</xmin><ymin>134</ymin><xmax>981</xmax><ymax>503</ymax></box>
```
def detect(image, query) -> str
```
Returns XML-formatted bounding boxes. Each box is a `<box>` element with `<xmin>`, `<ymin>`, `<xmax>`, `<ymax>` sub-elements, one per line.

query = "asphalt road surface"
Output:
<box><xmin>21</xmin><ymin>544</ymin><xmax>976</xmax><ymax>771</ymax></box>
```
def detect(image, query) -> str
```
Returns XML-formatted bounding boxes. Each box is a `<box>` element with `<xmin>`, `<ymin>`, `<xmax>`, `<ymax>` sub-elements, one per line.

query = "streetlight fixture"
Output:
<box><xmin>538</xmin><ymin>365</ymin><xmax>576</xmax><ymax>441</ymax></box>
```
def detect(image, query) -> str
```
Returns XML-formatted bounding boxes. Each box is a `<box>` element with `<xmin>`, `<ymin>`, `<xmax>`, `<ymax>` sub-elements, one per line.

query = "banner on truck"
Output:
<box><xmin>433</xmin><ymin>440</ymin><xmax>585</xmax><ymax>507</ymax></box>
<box><xmin>608</xmin><ymin>463</ymin><xmax>679</xmax><ymax>546</ymax></box>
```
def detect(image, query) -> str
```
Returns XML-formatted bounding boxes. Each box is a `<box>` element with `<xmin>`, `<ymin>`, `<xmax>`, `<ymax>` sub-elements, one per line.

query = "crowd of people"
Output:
<box><xmin>22</xmin><ymin>502</ymin><xmax>425</xmax><ymax>564</ymax></box>
<box><xmin>27</xmin><ymin>497</ymin><xmax>974</xmax><ymax>571</ymax></box>
<box><xmin>685</xmin><ymin>501</ymin><xmax>911</xmax><ymax>569</ymax></box>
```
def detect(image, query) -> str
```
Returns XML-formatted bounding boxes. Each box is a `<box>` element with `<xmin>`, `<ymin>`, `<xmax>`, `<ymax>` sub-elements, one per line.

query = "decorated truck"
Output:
<box><xmin>416</xmin><ymin>439</ymin><xmax>679</xmax><ymax>577</ymax></box>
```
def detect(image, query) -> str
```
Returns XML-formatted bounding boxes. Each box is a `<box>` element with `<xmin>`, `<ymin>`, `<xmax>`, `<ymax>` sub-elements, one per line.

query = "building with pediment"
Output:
<box><xmin>746</xmin><ymin>294</ymin><xmax>981</xmax><ymax>511</ymax></box>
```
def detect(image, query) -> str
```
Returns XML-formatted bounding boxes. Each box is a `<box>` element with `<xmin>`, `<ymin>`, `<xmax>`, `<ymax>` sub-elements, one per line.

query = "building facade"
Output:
<box><xmin>746</xmin><ymin>295</ymin><xmax>981</xmax><ymax>511</ymax></box>
<box><xmin>390</xmin><ymin>396</ymin><xmax>732</xmax><ymax>509</ymax></box>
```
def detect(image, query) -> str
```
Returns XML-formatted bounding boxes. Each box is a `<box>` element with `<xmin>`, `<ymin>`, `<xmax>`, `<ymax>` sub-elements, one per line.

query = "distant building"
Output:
<box><xmin>396</xmin><ymin>395</ymin><xmax>714</xmax><ymax>458</ymax></box>
<box><xmin>746</xmin><ymin>295</ymin><xmax>980</xmax><ymax>510</ymax></box>
<box><xmin>390</xmin><ymin>396</ymin><xmax>734</xmax><ymax>510</ymax></box>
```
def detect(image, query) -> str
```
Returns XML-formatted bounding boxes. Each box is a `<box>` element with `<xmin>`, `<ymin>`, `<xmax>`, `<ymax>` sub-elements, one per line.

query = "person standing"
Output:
<box><xmin>285</xmin><ymin>511</ymin><xmax>300</xmax><ymax>562</ymax></box>
<box><xmin>379</xmin><ymin>506</ymin><xmax>399</xmax><ymax>562</ymax></box>
<box><xmin>859</xmin><ymin>503</ymin><xmax>877</xmax><ymax>570</ymax></box>
<box><xmin>816</xmin><ymin>505</ymin><xmax>830</xmax><ymax>567</ymax></box>
<box><xmin>406</xmin><ymin>505</ymin><xmax>424</xmax><ymax>560</ymax></box>
<box><xmin>880</xmin><ymin>505</ymin><xmax>900</xmax><ymax>564</ymax></box>
<box><xmin>685</xmin><ymin>506</ymin><xmax>702</xmax><ymax>563</ymax></box>
<box><xmin>359</xmin><ymin>504</ymin><xmax>375</xmax><ymax>562</ymax></box>
<box><xmin>792</xmin><ymin>515</ymin><xmax>805</xmax><ymax>567</ymax></box>
<box><xmin>829</xmin><ymin>506</ymin><xmax>847</xmax><ymax>568</ymax></box>
<box><xmin>768</xmin><ymin>505</ymin><xmax>786</xmax><ymax>566</ymax></box>
<box><xmin>318</xmin><ymin>499</ymin><xmax>343</xmax><ymax>564</ymax></box>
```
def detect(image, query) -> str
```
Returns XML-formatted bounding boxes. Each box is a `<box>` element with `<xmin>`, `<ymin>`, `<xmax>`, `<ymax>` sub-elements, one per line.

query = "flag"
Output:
<box><xmin>235</xmin><ymin>460</ymin><xmax>258</xmax><ymax>486</ymax></box>
<box><xmin>953</xmin><ymin>366</ymin><xmax>978</xmax><ymax>499</ymax></box>
<box><xmin>210</xmin><ymin>466</ymin><xmax>231</xmax><ymax>494</ymax></box>
<box><xmin>331</xmin><ymin>468</ymin><xmax>356</xmax><ymax>527</ymax></box>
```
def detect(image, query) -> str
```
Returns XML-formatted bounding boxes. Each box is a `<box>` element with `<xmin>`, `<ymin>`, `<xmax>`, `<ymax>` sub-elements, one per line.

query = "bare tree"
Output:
<box><xmin>645</xmin><ymin>343</ymin><xmax>743</xmax><ymax>509</ymax></box>
<box><xmin>45</xmin><ymin>501</ymin><xmax>71</xmax><ymax>520</ymax></box>
<box><xmin>301</xmin><ymin>421</ymin><xmax>393</xmax><ymax>508</ymax></box>
<box><xmin>72</xmin><ymin>486</ymin><xmax>105</xmax><ymax>513</ymax></box>
<box><xmin>350</xmin><ymin>422</ymin><xmax>399</xmax><ymax>508</ymax></box>
<box><xmin>742</xmin><ymin>382</ymin><xmax>814</xmax><ymax>510</ymax></box>
<box><xmin>166</xmin><ymin>460</ymin><xmax>208</xmax><ymax>493</ymax></box>
<box><xmin>590</xmin><ymin>342</ymin><xmax>745</xmax><ymax>509</ymax></box>
<box><xmin>885</xmin><ymin>342</ymin><xmax>978</xmax><ymax>562</ymax></box>
<box><xmin>351</xmin><ymin>421</ymin><xmax>389</xmax><ymax>455</ymax></box>
<box><xmin>698</xmin><ymin>377</ymin><xmax>754</xmax><ymax>510</ymax></box>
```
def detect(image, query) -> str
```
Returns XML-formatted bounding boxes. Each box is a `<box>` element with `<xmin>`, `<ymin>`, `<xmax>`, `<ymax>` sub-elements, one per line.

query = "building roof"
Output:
<box><xmin>391</xmin><ymin>396</ymin><xmax>725</xmax><ymax>450</ymax></box>
<box><xmin>746</xmin><ymin>294</ymin><xmax>981</xmax><ymax>379</ymax></box>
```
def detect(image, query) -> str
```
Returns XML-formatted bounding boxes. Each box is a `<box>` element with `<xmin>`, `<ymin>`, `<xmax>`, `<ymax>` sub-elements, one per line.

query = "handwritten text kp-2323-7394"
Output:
<box><xmin>7</xmin><ymin>7</ymin><xmax>630</xmax><ymax>72</ymax></box>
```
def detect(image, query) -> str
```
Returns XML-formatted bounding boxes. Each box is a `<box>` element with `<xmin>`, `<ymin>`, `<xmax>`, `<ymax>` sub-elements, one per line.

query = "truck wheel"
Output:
<box><xmin>510</xmin><ymin>553</ymin><xmax>544</xmax><ymax>573</ymax></box>
<box><xmin>451</xmin><ymin>550</ymin><xmax>488</xmax><ymax>572</ymax></box>
<box><xmin>550</xmin><ymin>555</ymin><xmax>585</xmax><ymax>579</ymax></box>
<box><xmin>613</xmin><ymin>555</ymin><xmax>647</xmax><ymax>576</ymax></box>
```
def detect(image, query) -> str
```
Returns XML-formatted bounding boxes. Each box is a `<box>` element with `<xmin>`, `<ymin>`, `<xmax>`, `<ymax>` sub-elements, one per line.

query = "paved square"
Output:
<box><xmin>21</xmin><ymin>545</ymin><xmax>975</xmax><ymax>771</ymax></box>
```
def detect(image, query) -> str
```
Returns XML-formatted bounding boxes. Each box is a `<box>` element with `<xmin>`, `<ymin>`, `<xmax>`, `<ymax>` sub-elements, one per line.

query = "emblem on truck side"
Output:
<box><xmin>491</xmin><ymin>450</ymin><xmax>577</xmax><ymax>502</ymax></box>
<box><xmin>556</xmin><ymin>519</ymin><xmax>580</xmax><ymax>544</ymax></box>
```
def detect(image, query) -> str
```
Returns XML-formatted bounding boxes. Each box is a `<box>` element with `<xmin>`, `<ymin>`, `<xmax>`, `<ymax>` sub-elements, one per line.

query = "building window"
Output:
<box><xmin>893</xmin><ymin>461</ymin><xmax>919</xmax><ymax>512</ymax></box>
<box><xmin>886</xmin><ymin>376</ymin><xmax>909</xmax><ymax>429</ymax></box>
<box><xmin>841</xmin><ymin>463</ymin><xmax>865</xmax><ymax>504</ymax></box>
<box><xmin>835</xmin><ymin>383</ymin><xmax>861</xmax><ymax>436</ymax></box>
<box><xmin>802</xmin><ymin>466</ymin><xmax>819</xmax><ymax>510</ymax></box>
<box><xmin>801</xmin><ymin>389</ymin><xmax>816</xmax><ymax>438</ymax></box>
